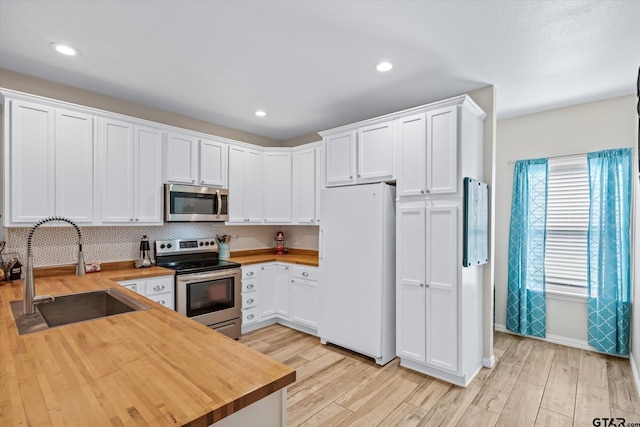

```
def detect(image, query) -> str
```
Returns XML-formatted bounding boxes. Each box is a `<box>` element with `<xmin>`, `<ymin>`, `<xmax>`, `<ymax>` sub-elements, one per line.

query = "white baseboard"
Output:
<box><xmin>630</xmin><ymin>352</ymin><xmax>640</xmax><ymax>399</ymax></box>
<box><xmin>494</xmin><ymin>323</ymin><xmax>595</xmax><ymax>351</ymax></box>
<box><xmin>482</xmin><ymin>355</ymin><xmax>496</xmax><ymax>368</ymax></box>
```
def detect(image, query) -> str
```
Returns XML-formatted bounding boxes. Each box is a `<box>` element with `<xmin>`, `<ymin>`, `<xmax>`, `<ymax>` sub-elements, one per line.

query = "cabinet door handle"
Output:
<box><xmin>247</xmin><ymin>299</ymin><xmax>254</xmax><ymax>304</ymax></box>
<box><xmin>191</xmin><ymin>179</ymin><xmax>195</xmax><ymax>183</ymax></box>
<box><xmin>129</xmin><ymin>218</ymin><xmax>133</xmax><ymax>221</ymax></box>
<box><xmin>135</xmin><ymin>218</ymin><xmax>139</xmax><ymax>221</ymax></box>
<box><xmin>350</xmin><ymin>176</ymin><xmax>353</xmax><ymax>179</ymax></box>
<box><xmin>247</xmin><ymin>271</ymin><xmax>254</xmax><ymax>276</ymax></box>
<box><xmin>302</xmin><ymin>272</ymin><xmax>309</xmax><ymax>277</ymax></box>
<box><xmin>420</xmin><ymin>190</ymin><xmax>425</xmax><ymax>194</ymax></box>
<box><xmin>357</xmin><ymin>174</ymin><xmax>361</xmax><ymax>178</ymax></box>
<box><xmin>247</xmin><ymin>314</ymin><xmax>255</xmax><ymax>320</ymax></box>
<box><xmin>426</xmin><ymin>189</ymin><xmax>431</xmax><ymax>194</ymax></box>
<box><xmin>246</xmin><ymin>284</ymin><xmax>254</xmax><ymax>289</ymax></box>
<box><xmin>153</xmin><ymin>285</ymin><xmax>165</xmax><ymax>291</ymax></box>
<box><xmin>159</xmin><ymin>300</ymin><xmax>165</xmax><ymax>305</ymax></box>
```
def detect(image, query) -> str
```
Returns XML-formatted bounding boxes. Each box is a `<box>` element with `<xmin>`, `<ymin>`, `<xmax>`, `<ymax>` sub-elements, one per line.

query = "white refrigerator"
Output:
<box><xmin>318</xmin><ymin>182</ymin><xmax>396</xmax><ymax>365</ymax></box>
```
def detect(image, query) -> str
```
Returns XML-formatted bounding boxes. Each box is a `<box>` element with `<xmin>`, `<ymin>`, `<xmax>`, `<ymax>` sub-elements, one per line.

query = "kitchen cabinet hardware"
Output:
<box><xmin>302</xmin><ymin>272</ymin><xmax>309</xmax><ymax>277</ymax></box>
<box><xmin>247</xmin><ymin>314</ymin><xmax>255</xmax><ymax>320</ymax></box>
<box><xmin>247</xmin><ymin>299</ymin><xmax>254</xmax><ymax>304</ymax></box>
<box><xmin>246</xmin><ymin>284</ymin><xmax>254</xmax><ymax>289</ymax></box>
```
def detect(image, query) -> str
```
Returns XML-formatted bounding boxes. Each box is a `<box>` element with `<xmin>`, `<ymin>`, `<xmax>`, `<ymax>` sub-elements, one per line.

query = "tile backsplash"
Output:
<box><xmin>3</xmin><ymin>224</ymin><xmax>319</xmax><ymax>267</ymax></box>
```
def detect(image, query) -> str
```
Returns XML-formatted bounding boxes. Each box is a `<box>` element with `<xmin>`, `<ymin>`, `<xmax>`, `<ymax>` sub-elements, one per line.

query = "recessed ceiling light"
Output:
<box><xmin>50</xmin><ymin>42</ymin><xmax>79</xmax><ymax>56</ymax></box>
<box><xmin>376</xmin><ymin>61</ymin><xmax>393</xmax><ymax>72</ymax></box>
<box><xmin>255</xmin><ymin>110</ymin><xmax>266</xmax><ymax>117</ymax></box>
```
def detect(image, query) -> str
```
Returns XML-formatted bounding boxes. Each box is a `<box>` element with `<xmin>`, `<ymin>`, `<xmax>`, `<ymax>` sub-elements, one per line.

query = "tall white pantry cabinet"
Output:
<box><xmin>396</xmin><ymin>95</ymin><xmax>486</xmax><ymax>387</ymax></box>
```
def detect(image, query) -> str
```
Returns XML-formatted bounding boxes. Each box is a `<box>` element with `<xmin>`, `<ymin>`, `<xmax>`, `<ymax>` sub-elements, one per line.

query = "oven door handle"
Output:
<box><xmin>177</xmin><ymin>270</ymin><xmax>240</xmax><ymax>283</ymax></box>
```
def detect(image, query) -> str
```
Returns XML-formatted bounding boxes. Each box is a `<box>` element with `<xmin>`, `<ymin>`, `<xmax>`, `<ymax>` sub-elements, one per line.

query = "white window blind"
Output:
<box><xmin>545</xmin><ymin>154</ymin><xmax>589</xmax><ymax>296</ymax></box>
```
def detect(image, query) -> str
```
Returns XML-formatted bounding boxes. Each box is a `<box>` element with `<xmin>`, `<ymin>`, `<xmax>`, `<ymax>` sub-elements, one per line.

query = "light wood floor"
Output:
<box><xmin>239</xmin><ymin>324</ymin><xmax>640</xmax><ymax>426</ymax></box>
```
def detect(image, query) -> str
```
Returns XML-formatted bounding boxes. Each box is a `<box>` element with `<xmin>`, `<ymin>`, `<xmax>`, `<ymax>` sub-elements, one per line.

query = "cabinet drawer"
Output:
<box><xmin>242</xmin><ymin>307</ymin><xmax>259</xmax><ymax>325</ymax></box>
<box><xmin>120</xmin><ymin>283</ymin><xmax>139</xmax><ymax>293</ymax></box>
<box><xmin>242</xmin><ymin>291</ymin><xmax>258</xmax><ymax>309</ymax></box>
<box><xmin>242</xmin><ymin>265</ymin><xmax>260</xmax><ymax>280</ymax></box>
<box><xmin>145</xmin><ymin>277</ymin><xmax>174</xmax><ymax>296</ymax></box>
<box><xmin>146</xmin><ymin>292</ymin><xmax>174</xmax><ymax>310</ymax></box>
<box><xmin>292</xmin><ymin>266</ymin><xmax>319</xmax><ymax>282</ymax></box>
<box><xmin>242</xmin><ymin>278</ymin><xmax>258</xmax><ymax>293</ymax></box>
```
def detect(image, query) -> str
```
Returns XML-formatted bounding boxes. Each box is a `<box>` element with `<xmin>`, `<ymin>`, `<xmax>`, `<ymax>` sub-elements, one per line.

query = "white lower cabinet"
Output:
<box><xmin>117</xmin><ymin>275</ymin><xmax>175</xmax><ymax>310</ymax></box>
<box><xmin>240</xmin><ymin>263</ymin><xmax>319</xmax><ymax>335</ymax></box>
<box><xmin>241</xmin><ymin>265</ymin><xmax>260</xmax><ymax>326</ymax></box>
<box><xmin>290</xmin><ymin>266</ymin><xmax>319</xmax><ymax>329</ymax></box>
<box><xmin>396</xmin><ymin>202</ymin><xmax>482</xmax><ymax>386</ymax></box>
<box><xmin>258</xmin><ymin>263</ymin><xmax>277</xmax><ymax>319</ymax></box>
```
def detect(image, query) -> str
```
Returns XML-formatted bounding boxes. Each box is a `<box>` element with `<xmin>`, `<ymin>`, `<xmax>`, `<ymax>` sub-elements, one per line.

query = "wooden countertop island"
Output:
<box><xmin>0</xmin><ymin>271</ymin><xmax>296</xmax><ymax>426</ymax></box>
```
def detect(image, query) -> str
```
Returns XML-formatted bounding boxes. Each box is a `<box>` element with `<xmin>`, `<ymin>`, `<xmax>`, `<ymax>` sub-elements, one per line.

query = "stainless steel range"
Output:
<box><xmin>155</xmin><ymin>238</ymin><xmax>242</xmax><ymax>339</ymax></box>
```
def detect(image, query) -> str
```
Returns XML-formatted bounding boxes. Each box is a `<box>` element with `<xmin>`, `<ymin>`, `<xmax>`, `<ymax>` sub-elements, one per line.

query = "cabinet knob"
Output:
<box><xmin>247</xmin><ymin>284</ymin><xmax>254</xmax><ymax>289</ymax></box>
<box><xmin>247</xmin><ymin>271</ymin><xmax>254</xmax><ymax>276</ymax></box>
<box><xmin>247</xmin><ymin>314</ymin><xmax>255</xmax><ymax>320</ymax></box>
<box><xmin>350</xmin><ymin>176</ymin><xmax>353</xmax><ymax>179</ymax></box>
<box><xmin>191</xmin><ymin>179</ymin><xmax>195</xmax><ymax>183</ymax></box>
<box><xmin>420</xmin><ymin>190</ymin><xmax>425</xmax><ymax>194</ymax></box>
<box><xmin>357</xmin><ymin>174</ymin><xmax>361</xmax><ymax>178</ymax></box>
<box><xmin>302</xmin><ymin>272</ymin><xmax>309</xmax><ymax>277</ymax></box>
<box><xmin>135</xmin><ymin>218</ymin><xmax>139</xmax><ymax>221</ymax></box>
<box><xmin>153</xmin><ymin>285</ymin><xmax>165</xmax><ymax>291</ymax></box>
<box><xmin>159</xmin><ymin>300</ymin><xmax>165</xmax><ymax>305</ymax></box>
<box><xmin>261</xmin><ymin>267</ymin><xmax>265</xmax><ymax>270</ymax></box>
<box><xmin>129</xmin><ymin>218</ymin><xmax>133</xmax><ymax>221</ymax></box>
<box><xmin>247</xmin><ymin>299</ymin><xmax>254</xmax><ymax>304</ymax></box>
<box><xmin>426</xmin><ymin>189</ymin><xmax>431</xmax><ymax>194</ymax></box>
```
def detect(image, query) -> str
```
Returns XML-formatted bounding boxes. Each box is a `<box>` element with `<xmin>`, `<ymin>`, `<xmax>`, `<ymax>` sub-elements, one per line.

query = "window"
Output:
<box><xmin>545</xmin><ymin>154</ymin><xmax>589</xmax><ymax>296</ymax></box>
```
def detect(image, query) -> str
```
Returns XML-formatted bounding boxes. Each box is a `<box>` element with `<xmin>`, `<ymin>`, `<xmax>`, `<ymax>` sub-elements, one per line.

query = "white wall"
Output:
<box><xmin>495</xmin><ymin>95</ymin><xmax>637</xmax><ymax>353</ymax></box>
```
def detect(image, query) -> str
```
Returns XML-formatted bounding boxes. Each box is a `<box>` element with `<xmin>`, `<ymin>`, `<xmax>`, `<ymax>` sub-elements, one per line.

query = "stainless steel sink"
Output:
<box><xmin>10</xmin><ymin>288</ymin><xmax>150</xmax><ymax>335</ymax></box>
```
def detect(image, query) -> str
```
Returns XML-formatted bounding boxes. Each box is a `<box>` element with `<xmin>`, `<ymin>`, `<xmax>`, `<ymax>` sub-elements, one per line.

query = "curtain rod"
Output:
<box><xmin>506</xmin><ymin>147</ymin><xmax>636</xmax><ymax>165</ymax></box>
<box><xmin>506</xmin><ymin>152</ymin><xmax>586</xmax><ymax>165</ymax></box>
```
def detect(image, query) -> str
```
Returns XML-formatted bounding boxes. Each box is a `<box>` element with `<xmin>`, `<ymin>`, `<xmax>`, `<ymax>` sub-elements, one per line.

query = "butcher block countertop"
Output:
<box><xmin>228</xmin><ymin>249</ymin><xmax>318</xmax><ymax>267</ymax></box>
<box><xmin>0</xmin><ymin>271</ymin><xmax>296</xmax><ymax>426</ymax></box>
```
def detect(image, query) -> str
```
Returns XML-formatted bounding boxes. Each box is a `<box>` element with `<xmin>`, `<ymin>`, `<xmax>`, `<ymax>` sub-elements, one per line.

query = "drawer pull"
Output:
<box><xmin>247</xmin><ymin>314</ymin><xmax>255</xmax><ymax>320</ymax></box>
<box><xmin>302</xmin><ymin>272</ymin><xmax>309</xmax><ymax>277</ymax></box>
<box><xmin>247</xmin><ymin>271</ymin><xmax>254</xmax><ymax>276</ymax></box>
<box><xmin>153</xmin><ymin>285</ymin><xmax>165</xmax><ymax>291</ymax></box>
<box><xmin>159</xmin><ymin>300</ymin><xmax>165</xmax><ymax>305</ymax></box>
<box><xmin>247</xmin><ymin>284</ymin><xmax>254</xmax><ymax>289</ymax></box>
<box><xmin>247</xmin><ymin>299</ymin><xmax>255</xmax><ymax>304</ymax></box>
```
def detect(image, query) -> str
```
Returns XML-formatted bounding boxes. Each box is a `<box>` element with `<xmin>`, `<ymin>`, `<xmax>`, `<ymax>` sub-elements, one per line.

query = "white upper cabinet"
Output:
<box><xmin>133</xmin><ymin>125</ymin><xmax>164</xmax><ymax>223</ymax></box>
<box><xmin>324</xmin><ymin>131</ymin><xmax>356</xmax><ymax>186</ymax></box>
<box><xmin>164</xmin><ymin>132</ymin><xmax>198</xmax><ymax>184</ymax></box>
<box><xmin>99</xmin><ymin>118</ymin><xmax>163</xmax><ymax>225</ymax></box>
<box><xmin>228</xmin><ymin>145</ymin><xmax>263</xmax><ymax>223</ymax></box>
<box><xmin>165</xmin><ymin>134</ymin><xmax>228</xmax><ymax>188</ymax></box>
<box><xmin>322</xmin><ymin>120</ymin><xmax>395</xmax><ymax>187</ymax></box>
<box><xmin>263</xmin><ymin>150</ymin><xmax>292</xmax><ymax>223</ymax></box>
<box><xmin>397</xmin><ymin>114</ymin><xmax>427</xmax><ymax>197</ymax></box>
<box><xmin>356</xmin><ymin>121</ymin><xmax>394</xmax><ymax>182</ymax></box>
<box><xmin>4</xmin><ymin>99</ymin><xmax>95</xmax><ymax>225</ymax></box>
<box><xmin>293</xmin><ymin>144</ymin><xmax>319</xmax><ymax>224</ymax></box>
<box><xmin>199</xmin><ymin>138</ymin><xmax>228</xmax><ymax>188</ymax></box>
<box><xmin>426</xmin><ymin>106</ymin><xmax>458</xmax><ymax>195</ymax></box>
<box><xmin>397</xmin><ymin>97</ymin><xmax>485</xmax><ymax>199</ymax></box>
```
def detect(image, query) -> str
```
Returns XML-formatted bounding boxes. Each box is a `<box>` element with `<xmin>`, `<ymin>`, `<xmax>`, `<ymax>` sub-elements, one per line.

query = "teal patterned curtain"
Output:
<box><xmin>506</xmin><ymin>159</ymin><xmax>548</xmax><ymax>338</ymax></box>
<box><xmin>587</xmin><ymin>148</ymin><xmax>632</xmax><ymax>356</ymax></box>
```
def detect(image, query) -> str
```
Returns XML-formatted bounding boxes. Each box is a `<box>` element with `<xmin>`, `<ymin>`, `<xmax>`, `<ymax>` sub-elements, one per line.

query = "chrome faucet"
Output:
<box><xmin>23</xmin><ymin>216</ymin><xmax>86</xmax><ymax>315</ymax></box>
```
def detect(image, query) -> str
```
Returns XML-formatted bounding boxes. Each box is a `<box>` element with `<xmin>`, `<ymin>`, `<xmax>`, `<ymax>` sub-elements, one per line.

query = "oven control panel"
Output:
<box><xmin>155</xmin><ymin>238</ymin><xmax>218</xmax><ymax>255</ymax></box>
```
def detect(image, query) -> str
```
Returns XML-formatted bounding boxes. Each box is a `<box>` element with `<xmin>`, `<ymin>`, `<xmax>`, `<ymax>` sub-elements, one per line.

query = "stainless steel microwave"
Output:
<box><xmin>165</xmin><ymin>184</ymin><xmax>229</xmax><ymax>222</ymax></box>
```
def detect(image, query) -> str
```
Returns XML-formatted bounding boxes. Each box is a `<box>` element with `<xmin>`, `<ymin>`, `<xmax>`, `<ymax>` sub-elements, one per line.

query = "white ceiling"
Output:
<box><xmin>1</xmin><ymin>0</ymin><xmax>639</xmax><ymax>142</ymax></box>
